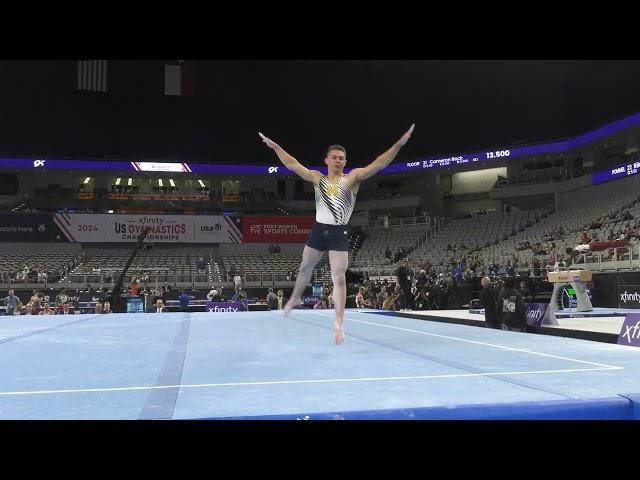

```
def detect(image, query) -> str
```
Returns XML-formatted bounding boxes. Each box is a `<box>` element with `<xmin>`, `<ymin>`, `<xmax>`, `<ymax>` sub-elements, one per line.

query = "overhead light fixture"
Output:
<box><xmin>115</xmin><ymin>178</ymin><xmax>121</xmax><ymax>186</ymax></box>
<box><xmin>158</xmin><ymin>179</ymin><xmax>163</xmax><ymax>187</ymax></box>
<box><xmin>83</xmin><ymin>177</ymin><xmax>91</xmax><ymax>184</ymax></box>
<box><xmin>169</xmin><ymin>179</ymin><xmax>176</xmax><ymax>187</ymax></box>
<box><xmin>198</xmin><ymin>179</ymin><xmax>205</xmax><ymax>187</ymax></box>
<box><xmin>128</xmin><ymin>178</ymin><xmax>132</xmax><ymax>186</ymax></box>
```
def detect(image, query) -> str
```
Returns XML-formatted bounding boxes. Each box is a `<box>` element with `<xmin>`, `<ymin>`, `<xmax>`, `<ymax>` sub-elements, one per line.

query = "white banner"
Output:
<box><xmin>55</xmin><ymin>214</ymin><xmax>241</xmax><ymax>243</ymax></box>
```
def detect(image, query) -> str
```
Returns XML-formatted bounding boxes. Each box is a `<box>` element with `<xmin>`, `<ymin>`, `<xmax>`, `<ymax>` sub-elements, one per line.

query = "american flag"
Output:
<box><xmin>77</xmin><ymin>60</ymin><xmax>108</xmax><ymax>93</ymax></box>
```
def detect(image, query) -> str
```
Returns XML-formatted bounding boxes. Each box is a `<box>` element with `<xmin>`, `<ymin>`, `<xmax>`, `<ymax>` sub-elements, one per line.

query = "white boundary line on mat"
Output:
<box><xmin>0</xmin><ymin>366</ymin><xmax>622</xmax><ymax>396</ymax></box>
<box><xmin>308</xmin><ymin>311</ymin><xmax>624</xmax><ymax>370</ymax></box>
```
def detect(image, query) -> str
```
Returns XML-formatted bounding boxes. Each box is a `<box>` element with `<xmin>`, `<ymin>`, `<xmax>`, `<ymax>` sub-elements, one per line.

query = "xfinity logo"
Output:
<box><xmin>208</xmin><ymin>306</ymin><xmax>239</xmax><ymax>312</ymax></box>
<box><xmin>620</xmin><ymin>291</ymin><xmax>640</xmax><ymax>303</ymax></box>
<box><xmin>526</xmin><ymin>308</ymin><xmax>545</xmax><ymax>320</ymax></box>
<box><xmin>268</xmin><ymin>166</ymin><xmax>279</xmax><ymax>174</ymax></box>
<box><xmin>33</xmin><ymin>159</ymin><xmax>46</xmax><ymax>168</ymax></box>
<box><xmin>621</xmin><ymin>321</ymin><xmax>640</xmax><ymax>342</ymax></box>
<box><xmin>525</xmin><ymin>303</ymin><xmax>549</xmax><ymax>326</ymax></box>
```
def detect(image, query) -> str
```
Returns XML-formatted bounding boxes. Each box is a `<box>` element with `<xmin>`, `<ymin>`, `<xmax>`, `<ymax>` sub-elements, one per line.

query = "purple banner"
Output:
<box><xmin>0</xmin><ymin>213</ymin><xmax>67</xmax><ymax>242</ymax></box>
<box><xmin>592</xmin><ymin>160</ymin><xmax>640</xmax><ymax>185</ymax></box>
<box><xmin>303</xmin><ymin>296</ymin><xmax>319</xmax><ymax>305</ymax></box>
<box><xmin>206</xmin><ymin>302</ymin><xmax>245</xmax><ymax>313</ymax></box>
<box><xmin>617</xmin><ymin>313</ymin><xmax>640</xmax><ymax>347</ymax></box>
<box><xmin>525</xmin><ymin>303</ymin><xmax>550</xmax><ymax>326</ymax></box>
<box><xmin>3</xmin><ymin>111</ymin><xmax>640</xmax><ymax>177</ymax></box>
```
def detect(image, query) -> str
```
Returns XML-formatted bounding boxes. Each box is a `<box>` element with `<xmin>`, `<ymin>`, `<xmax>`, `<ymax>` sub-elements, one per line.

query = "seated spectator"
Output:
<box><xmin>148</xmin><ymin>298</ymin><xmax>168</xmax><ymax>313</ymax></box>
<box><xmin>376</xmin><ymin>286</ymin><xmax>389</xmax><ymax>309</ymax></box>
<box><xmin>314</xmin><ymin>295</ymin><xmax>328</xmax><ymax>309</ymax></box>
<box><xmin>196</xmin><ymin>256</ymin><xmax>207</xmax><ymax>273</ymax></box>
<box><xmin>57</xmin><ymin>302</ymin><xmax>72</xmax><ymax>315</ymax></box>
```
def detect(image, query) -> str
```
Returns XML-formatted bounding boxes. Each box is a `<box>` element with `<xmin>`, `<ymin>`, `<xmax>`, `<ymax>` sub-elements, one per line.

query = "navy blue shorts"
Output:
<box><xmin>306</xmin><ymin>222</ymin><xmax>349</xmax><ymax>252</ymax></box>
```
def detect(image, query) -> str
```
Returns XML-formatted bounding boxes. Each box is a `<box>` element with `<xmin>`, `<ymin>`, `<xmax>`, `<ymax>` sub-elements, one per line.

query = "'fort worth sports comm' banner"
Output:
<box><xmin>242</xmin><ymin>216</ymin><xmax>316</xmax><ymax>243</ymax></box>
<box><xmin>50</xmin><ymin>213</ymin><xmax>243</xmax><ymax>243</ymax></box>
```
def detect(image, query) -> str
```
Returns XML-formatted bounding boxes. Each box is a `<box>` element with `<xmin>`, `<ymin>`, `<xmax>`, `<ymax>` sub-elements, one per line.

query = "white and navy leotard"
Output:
<box><xmin>314</xmin><ymin>175</ymin><xmax>356</xmax><ymax>226</ymax></box>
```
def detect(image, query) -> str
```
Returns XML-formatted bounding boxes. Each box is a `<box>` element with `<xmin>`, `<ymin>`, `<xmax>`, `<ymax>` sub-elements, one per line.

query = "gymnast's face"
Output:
<box><xmin>324</xmin><ymin>149</ymin><xmax>346</xmax><ymax>174</ymax></box>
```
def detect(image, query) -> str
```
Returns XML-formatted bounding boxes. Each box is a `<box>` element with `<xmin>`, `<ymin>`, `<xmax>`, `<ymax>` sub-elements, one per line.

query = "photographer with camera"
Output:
<box><xmin>497</xmin><ymin>277</ymin><xmax>526</xmax><ymax>332</ymax></box>
<box><xmin>413</xmin><ymin>269</ymin><xmax>431</xmax><ymax>310</ymax></box>
<box><xmin>232</xmin><ymin>287</ymin><xmax>249</xmax><ymax>312</ymax></box>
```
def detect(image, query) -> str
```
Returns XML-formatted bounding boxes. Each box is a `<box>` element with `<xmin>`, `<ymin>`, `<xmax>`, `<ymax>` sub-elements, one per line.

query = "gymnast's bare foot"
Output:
<box><xmin>283</xmin><ymin>297</ymin><xmax>301</xmax><ymax>316</ymax></box>
<box><xmin>335</xmin><ymin>321</ymin><xmax>345</xmax><ymax>345</ymax></box>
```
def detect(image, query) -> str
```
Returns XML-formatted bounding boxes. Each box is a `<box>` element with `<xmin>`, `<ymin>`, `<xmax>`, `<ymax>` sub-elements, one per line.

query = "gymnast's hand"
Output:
<box><xmin>396</xmin><ymin>124</ymin><xmax>415</xmax><ymax>147</ymax></box>
<box><xmin>258</xmin><ymin>132</ymin><xmax>281</xmax><ymax>150</ymax></box>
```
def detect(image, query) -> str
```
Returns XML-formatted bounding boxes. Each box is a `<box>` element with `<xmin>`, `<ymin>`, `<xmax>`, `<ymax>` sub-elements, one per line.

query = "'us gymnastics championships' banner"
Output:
<box><xmin>242</xmin><ymin>216</ymin><xmax>316</xmax><ymax>243</ymax></box>
<box><xmin>52</xmin><ymin>213</ymin><xmax>243</xmax><ymax>243</ymax></box>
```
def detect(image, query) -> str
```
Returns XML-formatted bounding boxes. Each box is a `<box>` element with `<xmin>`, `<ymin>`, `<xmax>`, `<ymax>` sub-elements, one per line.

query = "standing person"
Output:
<box><xmin>3</xmin><ymin>289</ymin><xmax>19</xmax><ymax>316</ymax></box>
<box><xmin>275</xmin><ymin>289</ymin><xmax>287</xmax><ymax>310</ymax></box>
<box><xmin>479</xmin><ymin>277</ymin><xmax>500</xmax><ymax>329</ymax></box>
<box><xmin>179</xmin><ymin>291</ymin><xmax>190</xmax><ymax>312</ymax></box>
<box><xmin>395</xmin><ymin>258</ymin><xmax>414</xmax><ymax>311</ymax></box>
<box><xmin>266</xmin><ymin>287</ymin><xmax>278</xmax><ymax>310</ymax></box>
<box><xmin>259</xmin><ymin>124</ymin><xmax>415</xmax><ymax>344</ymax></box>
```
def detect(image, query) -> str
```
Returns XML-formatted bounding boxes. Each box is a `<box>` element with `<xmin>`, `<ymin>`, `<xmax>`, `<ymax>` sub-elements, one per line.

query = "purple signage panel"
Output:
<box><xmin>525</xmin><ymin>303</ymin><xmax>550</xmax><ymax>326</ymax></box>
<box><xmin>3</xmin><ymin>111</ymin><xmax>640</xmax><ymax>177</ymax></box>
<box><xmin>206</xmin><ymin>302</ymin><xmax>245</xmax><ymax>313</ymax></box>
<box><xmin>0</xmin><ymin>213</ymin><xmax>66</xmax><ymax>242</ymax></box>
<box><xmin>617</xmin><ymin>313</ymin><xmax>640</xmax><ymax>347</ymax></box>
<box><xmin>592</xmin><ymin>160</ymin><xmax>640</xmax><ymax>185</ymax></box>
<box><xmin>303</xmin><ymin>296</ymin><xmax>319</xmax><ymax>305</ymax></box>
